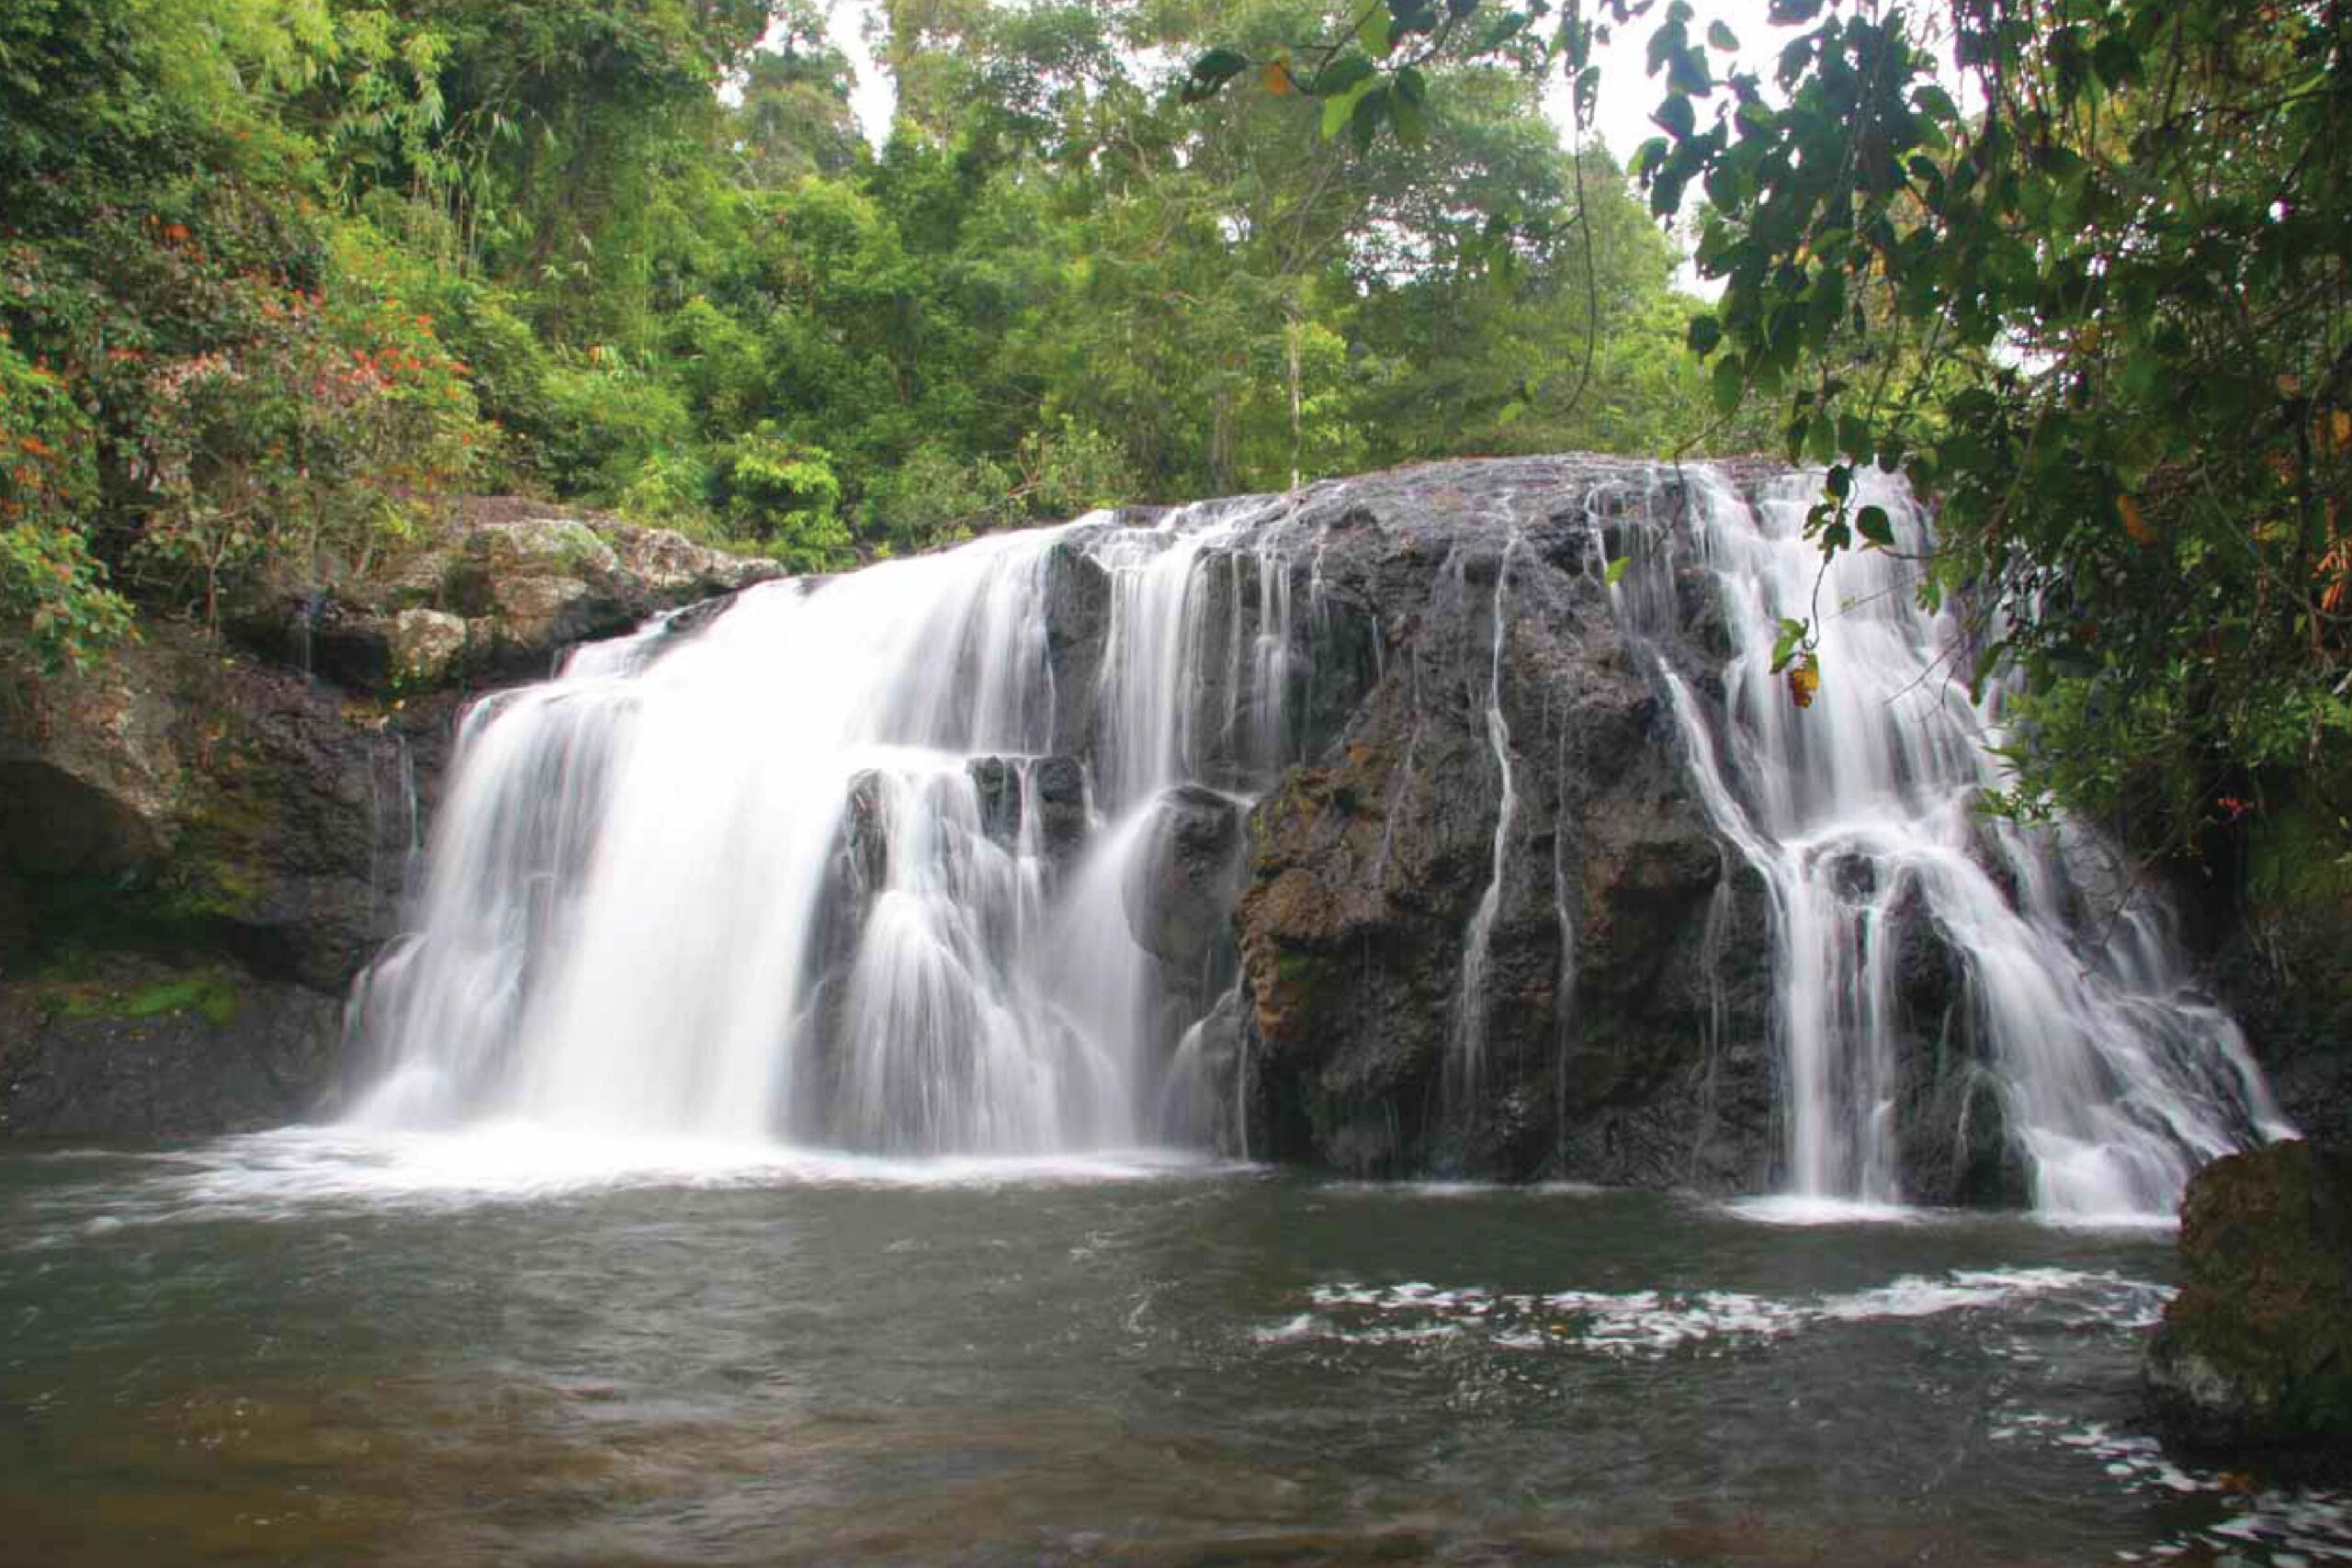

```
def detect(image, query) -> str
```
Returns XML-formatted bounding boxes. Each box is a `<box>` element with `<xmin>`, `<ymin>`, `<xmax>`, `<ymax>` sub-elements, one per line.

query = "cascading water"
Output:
<box><xmin>1450</xmin><ymin>524</ymin><xmax>1522</xmax><ymax>1104</ymax></box>
<box><xmin>1637</xmin><ymin>468</ymin><xmax>2291</xmax><ymax>1216</ymax></box>
<box><xmin>345</xmin><ymin>457</ymin><xmax>2285</xmax><ymax>1214</ymax></box>
<box><xmin>348</xmin><ymin>504</ymin><xmax>1306</xmax><ymax>1155</ymax></box>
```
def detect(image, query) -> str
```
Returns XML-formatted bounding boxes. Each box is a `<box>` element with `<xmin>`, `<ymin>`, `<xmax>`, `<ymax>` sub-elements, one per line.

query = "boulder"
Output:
<box><xmin>228</xmin><ymin>498</ymin><xmax>781</xmax><ymax>694</ymax></box>
<box><xmin>1030</xmin><ymin>754</ymin><xmax>1091</xmax><ymax>866</ymax></box>
<box><xmin>2144</xmin><ymin>1140</ymin><xmax>2352</xmax><ymax>1470</ymax></box>
<box><xmin>1219</xmin><ymin>457</ymin><xmax>1781</xmax><ymax>1184</ymax></box>
<box><xmin>390</xmin><ymin>608</ymin><xmax>469</xmax><ymax>686</ymax></box>
<box><xmin>1122</xmin><ymin>785</ymin><xmax>1247</xmax><ymax>973</ymax></box>
<box><xmin>0</xmin><ymin>645</ymin><xmax>184</xmax><ymax>878</ymax></box>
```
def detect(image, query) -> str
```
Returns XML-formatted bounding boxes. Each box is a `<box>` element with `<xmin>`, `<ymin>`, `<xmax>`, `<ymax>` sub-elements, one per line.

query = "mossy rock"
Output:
<box><xmin>33</xmin><ymin>962</ymin><xmax>243</xmax><ymax>1029</ymax></box>
<box><xmin>2144</xmin><ymin>1140</ymin><xmax>2352</xmax><ymax>1470</ymax></box>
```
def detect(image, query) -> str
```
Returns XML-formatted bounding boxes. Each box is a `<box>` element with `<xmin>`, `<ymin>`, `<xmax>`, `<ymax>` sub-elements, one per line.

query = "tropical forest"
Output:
<box><xmin>1</xmin><ymin>0</ymin><xmax>2348</xmax><ymax>1561</ymax></box>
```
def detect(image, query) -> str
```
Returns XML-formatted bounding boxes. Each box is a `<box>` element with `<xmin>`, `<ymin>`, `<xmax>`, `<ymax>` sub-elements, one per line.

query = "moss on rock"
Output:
<box><xmin>2144</xmin><ymin>1140</ymin><xmax>2352</xmax><ymax>1471</ymax></box>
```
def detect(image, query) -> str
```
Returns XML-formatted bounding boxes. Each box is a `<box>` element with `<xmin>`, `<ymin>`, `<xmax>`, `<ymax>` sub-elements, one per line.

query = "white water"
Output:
<box><xmin>1645</xmin><ymin>470</ymin><xmax>2290</xmax><ymax>1216</ymax></box>
<box><xmin>349</xmin><ymin>503</ymin><xmax>1302</xmax><ymax>1155</ymax></box>
<box><xmin>1451</xmin><ymin>525</ymin><xmax>1522</xmax><ymax>1102</ymax></box>
<box><xmin>346</xmin><ymin>461</ymin><xmax>2284</xmax><ymax>1215</ymax></box>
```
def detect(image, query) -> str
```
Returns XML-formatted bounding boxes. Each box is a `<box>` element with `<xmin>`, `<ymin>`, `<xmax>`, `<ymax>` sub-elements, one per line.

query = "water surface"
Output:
<box><xmin>5</xmin><ymin>1131</ymin><xmax>2344</xmax><ymax>1565</ymax></box>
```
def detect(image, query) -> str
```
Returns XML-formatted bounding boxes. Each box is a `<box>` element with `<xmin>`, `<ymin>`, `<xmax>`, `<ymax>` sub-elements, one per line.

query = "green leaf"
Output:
<box><xmin>1707</xmin><ymin>19</ymin><xmax>1739</xmax><ymax>51</ymax></box>
<box><xmin>1912</xmin><ymin>84</ymin><xmax>1961</xmax><ymax>124</ymax></box>
<box><xmin>1182</xmin><ymin>48</ymin><xmax>1251</xmax><ymax>103</ymax></box>
<box><xmin>1605</xmin><ymin>554</ymin><xmax>1633</xmax><ymax>587</ymax></box>
<box><xmin>1321</xmin><ymin>78</ymin><xmax>1374</xmax><ymax>138</ymax></box>
<box><xmin>1393</xmin><ymin>94</ymin><xmax>1428</xmax><ymax>148</ymax></box>
<box><xmin>1685</xmin><ymin>312</ymin><xmax>1723</xmax><ymax>355</ymax></box>
<box><xmin>1855</xmin><ymin>503</ymin><xmax>1894</xmax><ymax>548</ymax></box>
<box><xmin>1347</xmin><ymin>83</ymin><xmax>1390</xmax><ymax>153</ymax></box>
<box><xmin>1770</xmin><ymin>615</ymin><xmax>1810</xmax><ymax>672</ymax></box>
<box><xmin>1805</xmin><ymin>414</ymin><xmax>1838</xmax><ymax>465</ymax></box>
<box><xmin>1711</xmin><ymin>354</ymin><xmax>1745</xmax><ymax>414</ymax></box>
<box><xmin>1824</xmin><ymin>462</ymin><xmax>1852</xmax><ymax>502</ymax></box>
<box><xmin>1307</xmin><ymin>55</ymin><xmax>1375</xmax><ymax>96</ymax></box>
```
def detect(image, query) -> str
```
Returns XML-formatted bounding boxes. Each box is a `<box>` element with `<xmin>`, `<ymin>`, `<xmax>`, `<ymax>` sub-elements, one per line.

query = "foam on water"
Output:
<box><xmin>1724</xmin><ymin>1193</ymin><xmax>1933</xmax><ymax>1227</ymax></box>
<box><xmin>9</xmin><ymin>1125</ymin><xmax>1227</xmax><ymax>1239</ymax></box>
<box><xmin>1258</xmin><ymin>1266</ymin><xmax>2168</xmax><ymax>1358</ymax></box>
<box><xmin>1993</xmin><ymin>1414</ymin><xmax>2352</xmax><ymax>1563</ymax></box>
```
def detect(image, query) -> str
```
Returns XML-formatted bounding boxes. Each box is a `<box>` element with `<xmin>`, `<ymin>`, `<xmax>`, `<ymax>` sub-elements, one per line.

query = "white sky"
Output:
<box><xmin>812</xmin><ymin>0</ymin><xmax>1791</xmax><ymax>165</ymax></box>
<box><xmin>797</xmin><ymin>0</ymin><xmax>1796</xmax><ymax>291</ymax></box>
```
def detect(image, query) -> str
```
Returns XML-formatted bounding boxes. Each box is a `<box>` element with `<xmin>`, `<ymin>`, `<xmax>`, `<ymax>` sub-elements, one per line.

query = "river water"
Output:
<box><xmin>6</xmin><ymin>1130</ymin><xmax>2346</xmax><ymax>1566</ymax></box>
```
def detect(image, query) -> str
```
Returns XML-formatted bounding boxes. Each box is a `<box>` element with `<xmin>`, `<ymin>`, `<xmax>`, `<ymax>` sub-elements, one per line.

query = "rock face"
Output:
<box><xmin>2204</xmin><ymin>896</ymin><xmax>2352</xmax><ymax>1148</ymax></box>
<box><xmin>0</xmin><ymin>505</ymin><xmax>773</xmax><ymax>1139</ymax></box>
<box><xmin>1200</xmin><ymin>458</ymin><xmax>1779</xmax><ymax>1185</ymax></box>
<box><xmin>2145</xmin><ymin>1141</ymin><xmax>2352</xmax><ymax>1469</ymax></box>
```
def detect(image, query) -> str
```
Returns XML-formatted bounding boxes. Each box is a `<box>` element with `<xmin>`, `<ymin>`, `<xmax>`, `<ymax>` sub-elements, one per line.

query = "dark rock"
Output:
<box><xmin>843</xmin><ymin>771</ymin><xmax>890</xmax><ymax>893</ymax></box>
<box><xmin>2145</xmin><ymin>1140</ymin><xmax>2352</xmax><ymax>1471</ymax></box>
<box><xmin>967</xmin><ymin>756</ymin><xmax>1023</xmax><ymax>845</ymax></box>
<box><xmin>2205</xmin><ymin>896</ymin><xmax>2352</xmax><ymax>1146</ymax></box>
<box><xmin>1223</xmin><ymin>457</ymin><xmax>1773</xmax><ymax>1185</ymax></box>
<box><xmin>1030</xmin><ymin>754</ymin><xmax>1090</xmax><ymax>866</ymax></box>
<box><xmin>1041</xmin><ymin>542</ymin><xmax>1111</xmax><ymax>757</ymax></box>
<box><xmin>0</xmin><ymin>957</ymin><xmax>341</xmax><ymax>1136</ymax></box>
<box><xmin>1122</xmin><ymin>785</ymin><xmax>1247</xmax><ymax>973</ymax></box>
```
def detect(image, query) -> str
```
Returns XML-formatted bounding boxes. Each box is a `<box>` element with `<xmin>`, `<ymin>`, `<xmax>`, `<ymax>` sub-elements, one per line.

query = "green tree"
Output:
<box><xmin>1187</xmin><ymin>0</ymin><xmax>2352</xmax><ymax>884</ymax></box>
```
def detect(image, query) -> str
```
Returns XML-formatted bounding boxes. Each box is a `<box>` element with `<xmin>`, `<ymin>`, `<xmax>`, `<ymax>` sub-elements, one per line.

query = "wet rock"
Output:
<box><xmin>967</xmin><ymin>756</ymin><xmax>1023</xmax><ymax>846</ymax></box>
<box><xmin>1225</xmin><ymin>457</ymin><xmax>1770</xmax><ymax>1185</ymax></box>
<box><xmin>1123</xmin><ymin>786</ymin><xmax>1247</xmax><ymax>973</ymax></box>
<box><xmin>0</xmin><ymin>625</ymin><xmax>457</xmax><ymax>1134</ymax></box>
<box><xmin>2145</xmin><ymin>1140</ymin><xmax>2352</xmax><ymax>1469</ymax></box>
<box><xmin>843</xmin><ymin>771</ymin><xmax>890</xmax><ymax>892</ymax></box>
<box><xmin>1030</xmin><ymin>755</ymin><xmax>1090</xmax><ymax>866</ymax></box>
<box><xmin>1041</xmin><ymin>542</ymin><xmax>1111</xmax><ymax>756</ymax></box>
<box><xmin>2204</xmin><ymin>896</ymin><xmax>2352</xmax><ymax>1147</ymax></box>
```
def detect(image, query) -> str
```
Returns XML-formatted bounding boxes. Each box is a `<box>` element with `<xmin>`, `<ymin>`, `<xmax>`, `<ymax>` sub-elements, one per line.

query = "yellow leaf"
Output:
<box><xmin>2117</xmin><ymin>492</ymin><xmax>2157</xmax><ymax>546</ymax></box>
<box><xmin>1787</xmin><ymin>658</ymin><xmax>1819</xmax><ymax>709</ymax></box>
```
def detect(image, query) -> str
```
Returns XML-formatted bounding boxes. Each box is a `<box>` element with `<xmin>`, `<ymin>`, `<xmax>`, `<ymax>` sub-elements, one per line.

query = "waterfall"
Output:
<box><xmin>1450</xmin><ymin>526</ymin><xmax>1521</xmax><ymax>1104</ymax></box>
<box><xmin>348</xmin><ymin>504</ymin><xmax>1305</xmax><ymax>1154</ymax></box>
<box><xmin>1651</xmin><ymin>469</ymin><xmax>2290</xmax><ymax>1216</ymax></box>
<box><xmin>343</xmin><ymin>457</ymin><xmax>2285</xmax><ymax>1213</ymax></box>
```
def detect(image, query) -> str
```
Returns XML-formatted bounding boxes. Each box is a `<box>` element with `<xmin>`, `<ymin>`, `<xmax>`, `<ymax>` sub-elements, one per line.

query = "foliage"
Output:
<box><xmin>1188</xmin><ymin>0</ymin><xmax>2352</xmax><ymax>875</ymax></box>
<box><xmin>0</xmin><ymin>331</ymin><xmax>131</xmax><ymax>670</ymax></box>
<box><xmin>2</xmin><ymin>0</ymin><xmax>1724</xmax><ymax>677</ymax></box>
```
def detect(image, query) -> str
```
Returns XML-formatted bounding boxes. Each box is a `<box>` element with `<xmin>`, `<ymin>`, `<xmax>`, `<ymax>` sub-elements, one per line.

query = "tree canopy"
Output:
<box><xmin>1</xmin><ymin>0</ymin><xmax>1719</xmax><ymax>674</ymax></box>
<box><xmin>1189</xmin><ymin>0</ymin><xmax>2352</xmax><ymax>894</ymax></box>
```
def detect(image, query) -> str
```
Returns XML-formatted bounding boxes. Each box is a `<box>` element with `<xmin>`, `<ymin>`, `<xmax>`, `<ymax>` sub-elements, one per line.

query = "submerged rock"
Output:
<box><xmin>2145</xmin><ymin>1140</ymin><xmax>2352</xmax><ymax>1469</ymax></box>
